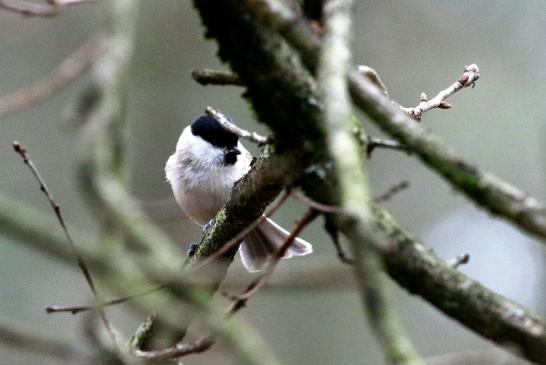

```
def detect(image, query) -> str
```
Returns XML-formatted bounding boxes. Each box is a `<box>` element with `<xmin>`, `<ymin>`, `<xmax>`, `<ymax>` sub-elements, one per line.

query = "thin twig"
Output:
<box><xmin>205</xmin><ymin>106</ymin><xmax>268</xmax><ymax>145</ymax></box>
<box><xmin>133</xmin><ymin>336</ymin><xmax>214</xmax><ymax>361</ymax></box>
<box><xmin>133</xmin><ymin>207</ymin><xmax>316</xmax><ymax>365</ymax></box>
<box><xmin>358</xmin><ymin>65</ymin><xmax>388</xmax><ymax>96</ymax></box>
<box><xmin>191</xmin><ymin>68</ymin><xmax>242</xmax><ymax>86</ymax></box>
<box><xmin>46</xmin><ymin>284</ymin><xmax>165</xmax><ymax>314</ymax></box>
<box><xmin>226</xmin><ymin>209</ymin><xmax>319</xmax><ymax>314</ymax></box>
<box><xmin>373</xmin><ymin>181</ymin><xmax>410</xmax><ymax>204</ymax></box>
<box><xmin>366</xmin><ymin>136</ymin><xmax>409</xmax><ymax>158</ymax></box>
<box><xmin>12</xmin><ymin>142</ymin><xmax>118</xmax><ymax>348</ymax></box>
<box><xmin>130</xmin><ymin>208</ymin><xmax>315</xmax><ymax>365</ymax></box>
<box><xmin>401</xmin><ymin>64</ymin><xmax>480</xmax><ymax>121</ymax></box>
<box><xmin>448</xmin><ymin>253</ymin><xmax>470</xmax><ymax>269</ymax></box>
<box><xmin>291</xmin><ymin>187</ymin><xmax>341</xmax><ymax>213</ymax></box>
<box><xmin>0</xmin><ymin>36</ymin><xmax>104</xmax><ymax>119</ymax></box>
<box><xmin>0</xmin><ymin>0</ymin><xmax>96</xmax><ymax>17</ymax></box>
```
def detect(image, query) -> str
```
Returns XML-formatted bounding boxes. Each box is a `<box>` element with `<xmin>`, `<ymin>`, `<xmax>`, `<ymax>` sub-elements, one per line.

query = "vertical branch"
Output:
<box><xmin>317</xmin><ymin>0</ymin><xmax>420</xmax><ymax>363</ymax></box>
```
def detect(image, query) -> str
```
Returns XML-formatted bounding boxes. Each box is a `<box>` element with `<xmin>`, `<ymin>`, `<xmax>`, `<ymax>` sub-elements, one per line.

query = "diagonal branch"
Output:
<box><xmin>401</xmin><ymin>64</ymin><xmax>480</xmax><ymax>121</ymax></box>
<box><xmin>0</xmin><ymin>35</ymin><xmax>104</xmax><ymax>119</ymax></box>
<box><xmin>205</xmin><ymin>106</ymin><xmax>268</xmax><ymax>144</ymax></box>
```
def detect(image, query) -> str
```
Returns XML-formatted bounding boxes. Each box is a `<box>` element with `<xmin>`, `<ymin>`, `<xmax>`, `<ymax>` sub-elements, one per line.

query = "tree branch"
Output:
<box><xmin>11</xmin><ymin>142</ymin><xmax>118</xmax><ymax>348</ymax></box>
<box><xmin>0</xmin><ymin>36</ymin><xmax>104</xmax><ymax>119</ymax></box>
<box><xmin>0</xmin><ymin>0</ymin><xmax>96</xmax><ymax>17</ymax></box>
<box><xmin>191</xmin><ymin>68</ymin><xmax>242</xmax><ymax>86</ymax></box>
<box><xmin>190</xmin><ymin>1</ymin><xmax>546</xmax><ymax>363</ymax></box>
<box><xmin>401</xmin><ymin>64</ymin><xmax>480</xmax><ymax>121</ymax></box>
<box><xmin>205</xmin><ymin>106</ymin><xmax>268</xmax><ymax>145</ymax></box>
<box><xmin>318</xmin><ymin>1</ymin><xmax>420</xmax><ymax>362</ymax></box>
<box><xmin>245</xmin><ymin>0</ymin><xmax>546</xmax><ymax>244</ymax></box>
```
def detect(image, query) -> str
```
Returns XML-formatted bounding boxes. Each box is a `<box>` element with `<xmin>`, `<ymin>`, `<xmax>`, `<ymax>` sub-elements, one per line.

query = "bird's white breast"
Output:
<box><xmin>165</xmin><ymin>128</ymin><xmax>252</xmax><ymax>225</ymax></box>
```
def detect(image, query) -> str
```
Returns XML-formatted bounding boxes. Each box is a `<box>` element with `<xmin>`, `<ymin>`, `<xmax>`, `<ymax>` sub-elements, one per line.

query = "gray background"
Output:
<box><xmin>1</xmin><ymin>1</ymin><xmax>545</xmax><ymax>364</ymax></box>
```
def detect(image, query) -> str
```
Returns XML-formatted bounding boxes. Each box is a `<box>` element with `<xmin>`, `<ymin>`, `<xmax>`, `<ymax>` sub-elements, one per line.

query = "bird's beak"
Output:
<box><xmin>224</xmin><ymin>147</ymin><xmax>241</xmax><ymax>156</ymax></box>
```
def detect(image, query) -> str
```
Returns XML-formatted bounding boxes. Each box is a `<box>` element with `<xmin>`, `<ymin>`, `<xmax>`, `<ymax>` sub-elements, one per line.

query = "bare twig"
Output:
<box><xmin>373</xmin><ymin>181</ymin><xmax>410</xmax><ymax>204</ymax></box>
<box><xmin>205</xmin><ymin>106</ymin><xmax>268</xmax><ymax>145</ymax></box>
<box><xmin>133</xmin><ymin>207</ymin><xmax>315</xmax><ymax>365</ymax></box>
<box><xmin>448</xmin><ymin>253</ymin><xmax>470</xmax><ymax>269</ymax></box>
<box><xmin>358</xmin><ymin>65</ymin><xmax>388</xmax><ymax>96</ymax></box>
<box><xmin>0</xmin><ymin>36</ymin><xmax>104</xmax><ymax>119</ymax></box>
<box><xmin>226</xmin><ymin>209</ymin><xmax>319</xmax><ymax>313</ymax></box>
<box><xmin>130</xmin><ymin>207</ymin><xmax>314</xmax><ymax>365</ymax></box>
<box><xmin>291</xmin><ymin>187</ymin><xmax>341</xmax><ymax>213</ymax></box>
<box><xmin>401</xmin><ymin>64</ymin><xmax>480</xmax><ymax>121</ymax></box>
<box><xmin>11</xmin><ymin>142</ymin><xmax>118</xmax><ymax>347</ymax></box>
<box><xmin>133</xmin><ymin>336</ymin><xmax>214</xmax><ymax>361</ymax></box>
<box><xmin>366</xmin><ymin>136</ymin><xmax>409</xmax><ymax>157</ymax></box>
<box><xmin>191</xmin><ymin>68</ymin><xmax>242</xmax><ymax>86</ymax></box>
<box><xmin>0</xmin><ymin>0</ymin><xmax>96</xmax><ymax>17</ymax></box>
<box><xmin>46</xmin><ymin>284</ymin><xmax>165</xmax><ymax>314</ymax></box>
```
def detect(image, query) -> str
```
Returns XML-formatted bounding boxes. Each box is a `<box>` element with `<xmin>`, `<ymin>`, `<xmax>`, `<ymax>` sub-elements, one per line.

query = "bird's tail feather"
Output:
<box><xmin>239</xmin><ymin>217</ymin><xmax>313</xmax><ymax>272</ymax></box>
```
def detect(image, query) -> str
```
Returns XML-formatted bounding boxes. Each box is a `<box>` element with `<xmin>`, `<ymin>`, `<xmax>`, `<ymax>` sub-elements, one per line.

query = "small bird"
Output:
<box><xmin>165</xmin><ymin>114</ymin><xmax>313</xmax><ymax>272</ymax></box>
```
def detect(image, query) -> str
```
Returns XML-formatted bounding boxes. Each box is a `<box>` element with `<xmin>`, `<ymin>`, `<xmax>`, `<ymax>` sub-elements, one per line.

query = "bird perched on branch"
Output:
<box><xmin>165</xmin><ymin>114</ymin><xmax>313</xmax><ymax>272</ymax></box>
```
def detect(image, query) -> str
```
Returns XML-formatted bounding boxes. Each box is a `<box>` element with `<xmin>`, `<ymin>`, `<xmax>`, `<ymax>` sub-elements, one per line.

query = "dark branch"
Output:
<box><xmin>191</xmin><ymin>68</ymin><xmax>242</xmax><ymax>86</ymax></box>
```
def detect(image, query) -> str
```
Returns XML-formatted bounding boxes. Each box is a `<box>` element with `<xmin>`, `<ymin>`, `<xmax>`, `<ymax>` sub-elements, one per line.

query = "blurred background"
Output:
<box><xmin>1</xmin><ymin>1</ymin><xmax>545</xmax><ymax>364</ymax></box>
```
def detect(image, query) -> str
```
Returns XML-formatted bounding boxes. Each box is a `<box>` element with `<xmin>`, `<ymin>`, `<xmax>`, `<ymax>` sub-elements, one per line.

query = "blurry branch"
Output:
<box><xmin>246</xmin><ymin>0</ymin><xmax>546</xmax><ymax>244</ymax></box>
<box><xmin>11</xmin><ymin>142</ymin><xmax>118</xmax><ymax>348</ymax></box>
<box><xmin>373</xmin><ymin>181</ymin><xmax>410</xmax><ymax>204</ymax></box>
<box><xmin>0</xmin><ymin>317</ymin><xmax>87</xmax><ymax>362</ymax></box>
<box><xmin>401</xmin><ymin>64</ymin><xmax>480</xmax><ymax>121</ymax></box>
<box><xmin>0</xmin><ymin>36</ymin><xmax>104</xmax><ymax>119</ymax></box>
<box><xmin>319</xmin><ymin>1</ymin><xmax>420</xmax><ymax>363</ymax></box>
<box><xmin>205</xmin><ymin>106</ymin><xmax>268</xmax><ymax>144</ymax></box>
<box><xmin>401</xmin><ymin>349</ymin><xmax>527</xmax><ymax>365</ymax></box>
<box><xmin>366</xmin><ymin>136</ymin><xmax>409</xmax><ymax>157</ymax></box>
<box><xmin>0</xmin><ymin>0</ymin><xmax>97</xmax><ymax>17</ymax></box>
<box><xmin>191</xmin><ymin>68</ymin><xmax>242</xmax><ymax>86</ymax></box>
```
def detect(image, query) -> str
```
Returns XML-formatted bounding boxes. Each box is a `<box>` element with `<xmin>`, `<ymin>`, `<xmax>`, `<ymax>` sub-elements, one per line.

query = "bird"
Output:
<box><xmin>165</xmin><ymin>114</ymin><xmax>313</xmax><ymax>272</ymax></box>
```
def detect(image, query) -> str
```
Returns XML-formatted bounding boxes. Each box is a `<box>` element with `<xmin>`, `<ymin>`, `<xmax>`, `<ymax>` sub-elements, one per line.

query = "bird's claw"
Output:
<box><xmin>187</xmin><ymin>242</ymin><xmax>200</xmax><ymax>258</ymax></box>
<box><xmin>203</xmin><ymin>218</ymin><xmax>216</xmax><ymax>233</ymax></box>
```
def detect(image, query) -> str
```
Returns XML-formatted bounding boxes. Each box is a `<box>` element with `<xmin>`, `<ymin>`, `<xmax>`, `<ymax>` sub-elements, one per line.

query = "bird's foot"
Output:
<box><xmin>203</xmin><ymin>218</ymin><xmax>216</xmax><ymax>233</ymax></box>
<box><xmin>187</xmin><ymin>242</ymin><xmax>200</xmax><ymax>258</ymax></box>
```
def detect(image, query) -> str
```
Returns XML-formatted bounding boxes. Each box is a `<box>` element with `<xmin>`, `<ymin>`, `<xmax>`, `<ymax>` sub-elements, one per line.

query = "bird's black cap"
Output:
<box><xmin>190</xmin><ymin>115</ymin><xmax>238</xmax><ymax>149</ymax></box>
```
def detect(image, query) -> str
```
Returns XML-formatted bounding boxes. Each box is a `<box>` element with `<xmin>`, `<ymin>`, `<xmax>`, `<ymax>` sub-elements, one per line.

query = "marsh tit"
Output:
<box><xmin>165</xmin><ymin>114</ymin><xmax>313</xmax><ymax>272</ymax></box>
